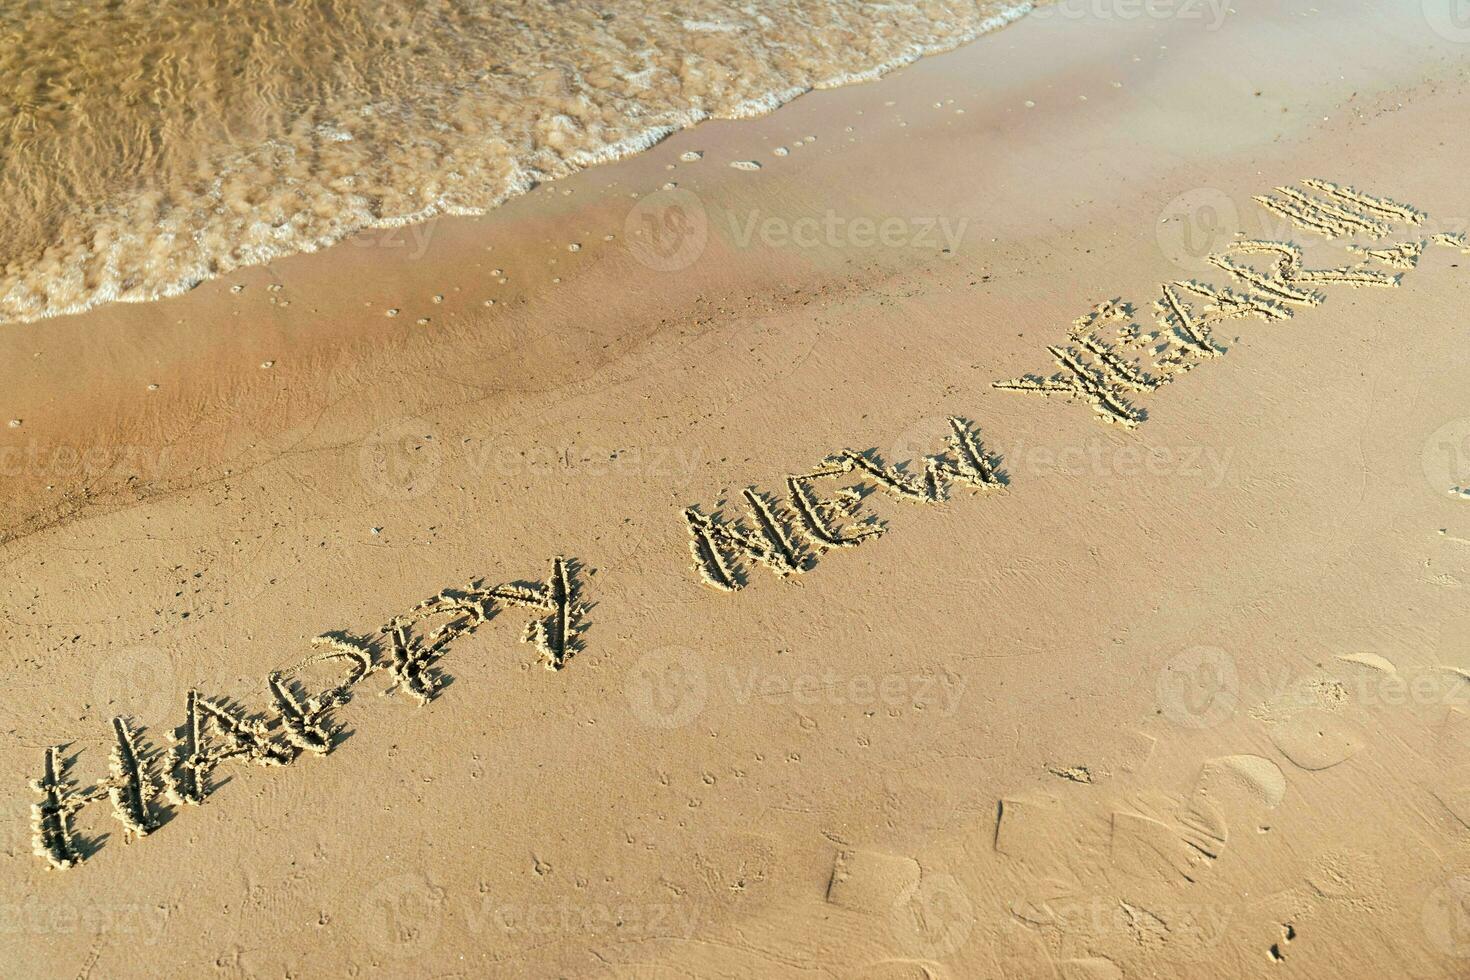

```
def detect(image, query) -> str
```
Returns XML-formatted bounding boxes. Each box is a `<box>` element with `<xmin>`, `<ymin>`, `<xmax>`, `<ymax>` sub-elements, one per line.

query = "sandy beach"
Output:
<box><xmin>6</xmin><ymin>1</ymin><xmax>1470</xmax><ymax>976</ymax></box>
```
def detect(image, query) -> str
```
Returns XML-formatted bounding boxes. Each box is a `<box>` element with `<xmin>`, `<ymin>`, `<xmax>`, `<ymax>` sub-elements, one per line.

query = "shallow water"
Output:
<box><xmin>0</xmin><ymin>0</ymin><xmax>1030</xmax><ymax>324</ymax></box>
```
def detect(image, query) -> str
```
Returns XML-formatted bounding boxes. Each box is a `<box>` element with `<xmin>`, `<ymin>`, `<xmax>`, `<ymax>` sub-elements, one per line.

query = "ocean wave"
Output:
<box><xmin>0</xmin><ymin>0</ymin><xmax>1032</xmax><ymax>324</ymax></box>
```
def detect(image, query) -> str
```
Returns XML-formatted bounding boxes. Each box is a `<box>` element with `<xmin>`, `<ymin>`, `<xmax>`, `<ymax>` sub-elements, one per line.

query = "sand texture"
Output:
<box><xmin>5</xmin><ymin>1</ymin><xmax>1470</xmax><ymax>977</ymax></box>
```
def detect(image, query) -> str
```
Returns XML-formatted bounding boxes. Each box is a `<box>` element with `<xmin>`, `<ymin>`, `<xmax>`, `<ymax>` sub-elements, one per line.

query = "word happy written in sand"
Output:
<box><xmin>26</xmin><ymin>178</ymin><xmax>1463</xmax><ymax>870</ymax></box>
<box><xmin>29</xmin><ymin>559</ymin><xmax>583</xmax><ymax>869</ymax></box>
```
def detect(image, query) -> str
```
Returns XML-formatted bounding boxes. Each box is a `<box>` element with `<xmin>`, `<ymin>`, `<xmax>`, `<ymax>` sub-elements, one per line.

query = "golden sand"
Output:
<box><xmin>6</xmin><ymin>2</ymin><xmax>1470</xmax><ymax>977</ymax></box>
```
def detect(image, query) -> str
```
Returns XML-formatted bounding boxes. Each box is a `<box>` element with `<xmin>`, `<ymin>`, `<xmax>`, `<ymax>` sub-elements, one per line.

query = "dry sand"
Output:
<box><xmin>6</xmin><ymin>1</ymin><xmax>1470</xmax><ymax>977</ymax></box>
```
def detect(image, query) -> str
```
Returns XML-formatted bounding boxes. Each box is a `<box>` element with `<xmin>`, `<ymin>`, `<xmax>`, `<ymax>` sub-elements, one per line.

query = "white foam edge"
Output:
<box><xmin>1</xmin><ymin>3</ymin><xmax>1034</xmax><ymax>325</ymax></box>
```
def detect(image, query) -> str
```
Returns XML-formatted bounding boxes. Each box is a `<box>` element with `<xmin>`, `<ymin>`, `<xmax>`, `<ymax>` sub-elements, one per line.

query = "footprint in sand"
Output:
<box><xmin>1195</xmin><ymin>754</ymin><xmax>1287</xmax><ymax>810</ymax></box>
<box><xmin>1005</xmin><ymin>876</ymin><xmax>1077</xmax><ymax>928</ymax></box>
<box><xmin>826</xmin><ymin>849</ymin><xmax>921</xmax><ymax>912</ymax></box>
<box><xmin>995</xmin><ymin>797</ymin><xmax>1077</xmax><ymax>864</ymax></box>
<box><xmin>1267</xmin><ymin>709</ymin><xmax>1364</xmax><ymax>771</ymax></box>
<box><xmin>1108</xmin><ymin>801</ymin><xmax>1224</xmax><ymax>884</ymax></box>
<box><xmin>824</xmin><ymin>850</ymin><xmax>974</xmax><ymax>959</ymax></box>
<box><xmin>1000</xmin><ymin>754</ymin><xmax>1283</xmax><ymax>887</ymax></box>
<box><xmin>1421</xmin><ymin>876</ymin><xmax>1470</xmax><ymax>957</ymax></box>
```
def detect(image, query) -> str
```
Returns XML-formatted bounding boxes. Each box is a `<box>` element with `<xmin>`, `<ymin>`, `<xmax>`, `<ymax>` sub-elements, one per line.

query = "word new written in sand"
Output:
<box><xmin>682</xmin><ymin>417</ymin><xmax>1007</xmax><ymax>592</ymax></box>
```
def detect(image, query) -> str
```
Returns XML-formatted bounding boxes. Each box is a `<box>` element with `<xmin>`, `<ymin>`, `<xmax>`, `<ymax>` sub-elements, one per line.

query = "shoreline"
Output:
<box><xmin>0</xmin><ymin>1</ymin><xmax>1035</xmax><ymax>330</ymax></box>
<box><xmin>4</xmin><ymin>1</ymin><xmax>1450</xmax><ymax>548</ymax></box>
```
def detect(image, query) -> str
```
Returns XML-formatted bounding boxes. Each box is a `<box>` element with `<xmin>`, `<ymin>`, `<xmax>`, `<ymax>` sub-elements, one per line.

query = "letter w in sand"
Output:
<box><xmin>684</xmin><ymin>418</ymin><xmax>1004</xmax><ymax>592</ymax></box>
<box><xmin>684</xmin><ymin>490</ymin><xmax>805</xmax><ymax>592</ymax></box>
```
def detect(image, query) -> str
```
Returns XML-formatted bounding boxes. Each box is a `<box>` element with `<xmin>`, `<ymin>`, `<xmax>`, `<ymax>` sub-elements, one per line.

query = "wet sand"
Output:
<box><xmin>5</xmin><ymin>2</ymin><xmax>1470</xmax><ymax>977</ymax></box>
